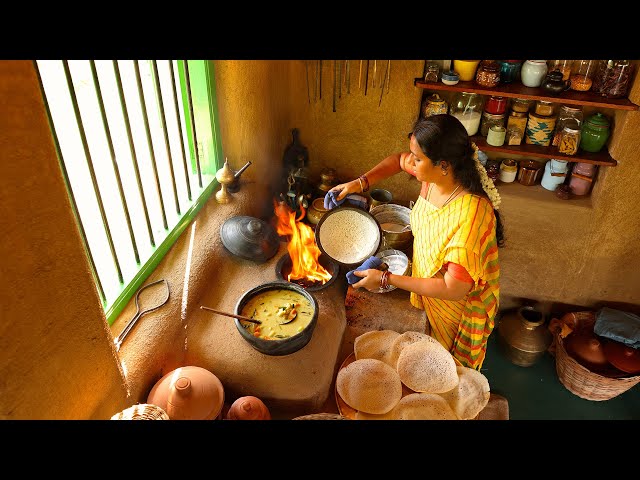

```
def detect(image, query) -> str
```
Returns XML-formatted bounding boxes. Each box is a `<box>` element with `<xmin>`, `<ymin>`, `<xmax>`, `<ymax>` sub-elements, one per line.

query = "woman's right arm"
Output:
<box><xmin>329</xmin><ymin>151</ymin><xmax>413</xmax><ymax>202</ymax></box>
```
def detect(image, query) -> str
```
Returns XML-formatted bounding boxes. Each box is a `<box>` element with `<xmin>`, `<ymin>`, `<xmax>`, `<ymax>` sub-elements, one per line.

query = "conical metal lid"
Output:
<box><xmin>220</xmin><ymin>216</ymin><xmax>280</xmax><ymax>263</ymax></box>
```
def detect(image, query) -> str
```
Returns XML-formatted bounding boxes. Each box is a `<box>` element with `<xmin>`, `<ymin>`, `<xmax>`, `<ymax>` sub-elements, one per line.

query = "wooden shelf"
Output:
<box><xmin>471</xmin><ymin>136</ymin><xmax>617</xmax><ymax>166</ymax></box>
<box><xmin>414</xmin><ymin>79</ymin><xmax>639</xmax><ymax>111</ymax></box>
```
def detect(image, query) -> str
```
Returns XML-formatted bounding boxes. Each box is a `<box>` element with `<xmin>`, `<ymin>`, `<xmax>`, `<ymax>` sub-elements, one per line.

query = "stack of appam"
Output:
<box><xmin>337</xmin><ymin>329</ymin><xmax>491</xmax><ymax>420</ymax></box>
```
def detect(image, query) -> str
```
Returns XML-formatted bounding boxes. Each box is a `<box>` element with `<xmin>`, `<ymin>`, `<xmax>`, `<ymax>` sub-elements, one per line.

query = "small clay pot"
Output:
<box><xmin>564</xmin><ymin>332</ymin><xmax>611</xmax><ymax>373</ymax></box>
<box><xmin>603</xmin><ymin>340</ymin><xmax>640</xmax><ymax>375</ymax></box>
<box><xmin>226</xmin><ymin>396</ymin><xmax>271</xmax><ymax>420</ymax></box>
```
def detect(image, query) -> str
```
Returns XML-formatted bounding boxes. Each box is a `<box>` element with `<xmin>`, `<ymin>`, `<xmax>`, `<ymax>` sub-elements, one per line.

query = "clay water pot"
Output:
<box><xmin>497</xmin><ymin>306</ymin><xmax>552</xmax><ymax>367</ymax></box>
<box><xmin>147</xmin><ymin>366</ymin><xmax>225</xmax><ymax>420</ymax></box>
<box><xmin>226</xmin><ymin>396</ymin><xmax>271</xmax><ymax>420</ymax></box>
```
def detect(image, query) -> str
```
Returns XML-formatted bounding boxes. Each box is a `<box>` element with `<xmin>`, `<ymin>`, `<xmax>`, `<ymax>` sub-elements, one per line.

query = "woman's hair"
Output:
<box><xmin>409</xmin><ymin>114</ymin><xmax>505</xmax><ymax>247</ymax></box>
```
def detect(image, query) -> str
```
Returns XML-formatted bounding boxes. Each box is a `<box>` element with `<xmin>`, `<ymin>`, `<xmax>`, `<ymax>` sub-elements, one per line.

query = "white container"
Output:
<box><xmin>541</xmin><ymin>159</ymin><xmax>569</xmax><ymax>191</ymax></box>
<box><xmin>521</xmin><ymin>60</ymin><xmax>548</xmax><ymax>88</ymax></box>
<box><xmin>487</xmin><ymin>125</ymin><xmax>506</xmax><ymax>146</ymax></box>
<box><xmin>499</xmin><ymin>159</ymin><xmax>518</xmax><ymax>183</ymax></box>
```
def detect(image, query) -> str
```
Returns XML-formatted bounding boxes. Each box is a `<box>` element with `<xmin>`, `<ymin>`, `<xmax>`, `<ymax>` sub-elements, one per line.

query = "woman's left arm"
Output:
<box><xmin>351</xmin><ymin>269</ymin><xmax>472</xmax><ymax>301</ymax></box>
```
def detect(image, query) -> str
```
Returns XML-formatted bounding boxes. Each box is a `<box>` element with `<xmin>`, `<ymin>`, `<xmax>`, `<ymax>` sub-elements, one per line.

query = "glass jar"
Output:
<box><xmin>590</xmin><ymin>60</ymin><xmax>611</xmax><ymax>94</ymax></box>
<box><xmin>579</xmin><ymin>112</ymin><xmax>610</xmax><ymax>153</ymax></box>
<box><xmin>534</xmin><ymin>100</ymin><xmax>555</xmax><ymax>117</ymax></box>
<box><xmin>548</xmin><ymin>60</ymin><xmax>573</xmax><ymax>82</ymax></box>
<box><xmin>570</xmin><ymin>60</ymin><xmax>599</xmax><ymax>92</ymax></box>
<box><xmin>424</xmin><ymin>61</ymin><xmax>440</xmax><ymax>83</ymax></box>
<box><xmin>485</xmin><ymin>95</ymin><xmax>507</xmax><ymax>115</ymax></box>
<box><xmin>480</xmin><ymin>111</ymin><xmax>506</xmax><ymax>137</ymax></box>
<box><xmin>499</xmin><ymin>60</ymin><xmax>522</xmax><ymax>83</ymax></box>
<box><xmin>422</xmin><ymin>93</ymin><xmax>448</xmax><ymax>117</ymax></box>
<box><xmin>557</xmin><ymin>123</ymin><xmax>581</xmax><ymax>156</ymax></box>
<box><xmin>485</xmin><ymin>162</ymin><xmax>500</xmax><ymax>183</ymax></box>
<box><xmin>506</xmin><ymin>111</ymin><xmax>528</xmax><ymax>145</ymax></box>
<box><xmin>475</xmin><ymin>60</ymin><xmax>501</xmax><ymax>87</ymax></box>
<box><xmin>511</xmin><ymin>97</ymin><xmax>531</xmax><ymax>114</ymax></box>
<box><xmin>552</xmin><ymin>105</ymin><xmax>583</xmax><ymax>146</ymax></box>
<box><xmin>600</xmin><ymin>60</ymin><xmax>635</xmax><ymax>99</ymax></box>
<box><xmin>521</xmin><ymin>60</ymin><xmax>548</xmax><ymax>87</ymax></box>
<box><xmin>450</xmin><ymin>92</ymin><xmax>484</xmax><ymax>136</ymax></box>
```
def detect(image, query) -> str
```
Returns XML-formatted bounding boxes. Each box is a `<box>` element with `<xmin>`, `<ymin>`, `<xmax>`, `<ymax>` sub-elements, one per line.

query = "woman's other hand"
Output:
<box><xmin>352</xmin><ymin>268</ymin><xmax>384</xmax><ymax>292</ymax></box>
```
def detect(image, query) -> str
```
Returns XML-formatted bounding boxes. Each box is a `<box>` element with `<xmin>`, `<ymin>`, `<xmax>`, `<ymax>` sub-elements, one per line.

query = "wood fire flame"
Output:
<box><xmin>274</xmin><ymin>200</ymin><xmax>332</xmax><ymax>284</ymax></box>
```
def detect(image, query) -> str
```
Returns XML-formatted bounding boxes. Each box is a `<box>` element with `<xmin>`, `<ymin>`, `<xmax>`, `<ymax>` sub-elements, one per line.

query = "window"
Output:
<box><xmin>35</xmin><ymin>60</ymin><xmax>223</xmax><ymax>325</ymax></box>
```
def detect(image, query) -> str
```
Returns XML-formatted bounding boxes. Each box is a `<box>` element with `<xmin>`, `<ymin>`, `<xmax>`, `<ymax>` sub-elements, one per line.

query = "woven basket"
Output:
<box><xmin>292</xmin><ymin>413</ymin><xmax>350</xmax><ymax>420</ymax></box>
<box><xmin>553</xmin><ymin>312</ymin><xmax>640</xmax><ymax>401</ymax></box>
<box><xmin>111</xmin><ymin>403</ymin><xmax>170</xmax><ymax>420</ymax></box>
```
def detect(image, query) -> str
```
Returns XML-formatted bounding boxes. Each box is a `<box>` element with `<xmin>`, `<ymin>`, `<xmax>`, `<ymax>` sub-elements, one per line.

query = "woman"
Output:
<box><xmin>327</xmin><ymin>114</ymin><xmax>504</xmax><ymax>370</ymax></box>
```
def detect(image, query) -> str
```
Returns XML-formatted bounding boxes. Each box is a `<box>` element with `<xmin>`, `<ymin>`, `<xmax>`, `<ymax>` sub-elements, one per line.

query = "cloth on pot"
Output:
<box><xmin>324</xmin><ymin>190</ymin><xmax>368</xmax><ymax>211</ymax></box>
<box><xmin>594</xmin><ymin>307</ymin><xmax>640</xmax><ymax>349</ymax></box>
<box><xmin>346</xmin><ymin>256</ymin><xmax>383</xmax><ymax>285</ymax></box>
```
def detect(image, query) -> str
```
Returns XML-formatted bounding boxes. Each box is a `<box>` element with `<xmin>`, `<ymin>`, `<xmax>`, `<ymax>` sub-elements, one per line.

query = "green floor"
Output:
<box><xmin>481</xmin><ymin>333</ymin><xmax>640</xmax><ymax>420</ymax></box>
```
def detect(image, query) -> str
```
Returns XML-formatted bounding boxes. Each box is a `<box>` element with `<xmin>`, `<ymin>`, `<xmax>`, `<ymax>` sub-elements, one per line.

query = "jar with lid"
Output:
<box><xmin>424</xmin><ymin>61</ymin><xmax>440</xmax><ymax>83</ymax></box>
<box><xmin>499</xmin><ymin>61</ymin><xmax>522</xmax><ymax>83</ymax></box>
<box><xmin>498</xmin><ymin>159</ymin><xmax>518</xmax><ymax>183</ymax></box>
<box><xmin>557</xmin><ymin>122</ymin><xmax>581</xmax><ymax>156</ymax></box>
<box><xmin>525</xmin><ymin>112</ymin><xmax>556</xmax><ymax>146</ymax></box>
<box><xmin>540</xmin><ymin>70</ymin><xmax>570</xmax><ymax>96</ymax></box>
<box><xmin>480</xmin><ymin>111</ymin><xmax>506</xmax><ymax>137</ymax></box>
<box><xmin>506</xmin><ymin>111</ymin><xmax>528</xmax><ymax>145</ymax></box>
<box><xmin>450</xmin><ymin>92</ymin><xmax>484</xmax><ymax>136</ymax></box>
<box><xmin>485</xmin><ymin>96</ymin><xmax>507</xmax><ymax>115</ymax></box>
<box><xmin>570</xmin><ymin>60</ymin><xmax>598</xmax><ymax>92</ymax></box>
<box><xmin>475</xmin><ymin>60</ymin><xmax>501</xmax><ymax>87</ymax></box>
<box><xmin>511</xmin><ymin>97</ymin><xmax>531</xmax><ymax>114</ymax></box>
<box><xmin>534</xmin><ymin>100</ymin><xmax>555</xmax><ymax>117</ymax></box>
<box><xmin>599</xmin><ymin>60</ymin><xmax>635</xmax><ymax>98</ymax></box>
<box><xmin>579</xmin><ymin>112</ymin><xmax>610</xmax><ymax>152</ymax></box>
<box><xmin>552</xmin><ymin>105</ymin><xmax>583</xmax><ymax>146</ymax></box>
<box><xmin>521</xmin><ymin>60</ymin><xmax>548</xmax><ymax>87</ymax></box>
<box><xmin>548</xmin><ymin>60</ymin><xmax>573</xmax><ymax>82</ymax></box>
<box><xmin>569</xmin><ymin>163</ymin><xmax>596</xmax><ymax>196</ymax></box>
<box><xmin>590</xmin><ymin>60</ymin><xmax>611</xmax><ymax>94</ymax></box>
<box><xmin>487</xmin><ymin>125</ymin><xmax>506</xmax><ymax>146</ymax></box>
<box><xmin>541</xmin><ymin>159</ymin><xmax>569</xmax><ymax>191</ymax></box>
<box><xmin>422</xmin><ymin>93</ymin><xmax>448</xmax><ymax>117</ymax></box>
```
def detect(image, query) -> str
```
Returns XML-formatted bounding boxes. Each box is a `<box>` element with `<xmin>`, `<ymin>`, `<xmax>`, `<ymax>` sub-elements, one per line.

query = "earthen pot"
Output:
<box><xmin>147</xmin><ymin>366</ymin><xmax>225</xmax><ymax>420</ymax></box>
<box><xmin>603</xmin><ymin>340</ymin><xmax>640</xmax><ymax>375</ymax></box>
<box><xmin>564</xmin><ymin>332</ymin><xmax>612</xmax><ymax>373</ymax></box>
<box><xmin>226</xmin><ymin>396</ymin><xmax>271</xmax><ymax>420</ymax></box>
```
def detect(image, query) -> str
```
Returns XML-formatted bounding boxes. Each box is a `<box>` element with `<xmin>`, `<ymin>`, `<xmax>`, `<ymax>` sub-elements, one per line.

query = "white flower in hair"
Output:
<box><xmin>471</xmin><ymin>142</ymin><xmax>501</xmax><ymax>210</ymax></box>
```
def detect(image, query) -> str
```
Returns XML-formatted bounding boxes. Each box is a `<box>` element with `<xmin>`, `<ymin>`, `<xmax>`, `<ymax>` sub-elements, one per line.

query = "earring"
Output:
<box><xmin>441</xmin><ymin>167</ymin><xmax>448</xmax><ymax>176</ymax></box>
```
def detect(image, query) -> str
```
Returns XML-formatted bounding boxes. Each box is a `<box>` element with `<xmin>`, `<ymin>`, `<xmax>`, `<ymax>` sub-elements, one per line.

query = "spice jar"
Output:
<box><xmin>511</xmin><ymin>97</ymin><xmax>531</xmax><ymax>114</ymax></box>
<box><xmin>579</xmin><ymin>112</ymin><xmax>610</xmax><ymax>153</ymax></box>
<box><xmin>499</xmin><ymin>60</ymin><xmax>522</xmax><ymax>83</ymax></box>
<box><xmin>506</xmin><ymin>111</ymin><xmax>528</xmax><ymax>145</ymax></box>
<box><xmin>422</xmin><ymin>93</ymin><xmax>448</xmax><ymax>117</ymax></box>
<box><xmin>590</xmin><ymin>60</ymin><xmax>610</xmax><ymax>94</ymax></box>
<box><xmin>552</xmin><ymin>105</ymin><xmax>583</xmax><ymax>146</ymax></box>
<box><xmin>521</xmin><ymin>60</ymin><xmax>548</xmax><ymax>87</ymax></box>
<box><xmin>424</xmin><ymin>61</ymin><xmax>440</xmax><ymax>83</ymax></box>
<box><xmin>498</xmin><ymin>159</ymin><xmax>518</xmax><ymax>183</ymax></box>
<box><xmin>534</xmin><ymin>100</ymin><xmax>555</xmax><ymax>117</ymax></box>
<box><xmin>480</xmin><ymin>111</ymin><xmax>506</xmax><ymax>137</ymax></box>
<box><xmin>450</xmin><ymin>91</ymin><xmax>484</xmax><ymax>136</ymax></box>
<box><xmin>475</xmin><ymin>60</ymin><xmax>501</xmax><ymax>87</ymax></box>
<box><xmin>548</xmin><ymin>60</ymin><xmax>573</xmax><ymax>82</ymax></box>
<box><xmin>600</xmin><ymin>60</ymin><xmax>634</xmax><ymax>98</ymax></box>
<box><xmin>557</xmin><ymin>122</ymin><xmax>581</xmax><ymax>156</ymax></box>
<box><xmin>570</xmin><ymin>60</ymin><xmax>598</xmax><ymax>92</ymax></box>
<box><xmin>541</xmin><ymin>159</ymin><xmax>569</xmax><ymax>191</ymax></box>
<box><xmin>485</xmin><ymin>95</ymin><xmax>507</xmax><ymax>115</ymax></box>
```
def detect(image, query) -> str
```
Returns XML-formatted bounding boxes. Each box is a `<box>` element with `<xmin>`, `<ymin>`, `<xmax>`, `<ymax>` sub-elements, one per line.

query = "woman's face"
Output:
<box><xmin>409</xmin><ymin>134</ymin><xmax>439</xmax><ymax>183</ymax></box>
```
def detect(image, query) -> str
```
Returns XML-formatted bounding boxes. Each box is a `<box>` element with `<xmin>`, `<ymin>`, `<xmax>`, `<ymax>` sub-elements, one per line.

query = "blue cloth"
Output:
<box><xmin>323</xmin><ymin>190</ymin><xmax>368</xmax><ymax>211</ymax></box>
<box><xmin>346</xmin><ymin>256</ymin><xmax>383</xmax><ymax>285</ymax></box>
<box><xmin>594</xmin><ymin>307</ymin><xmax>640</xmax><ymax>349</ymax></box>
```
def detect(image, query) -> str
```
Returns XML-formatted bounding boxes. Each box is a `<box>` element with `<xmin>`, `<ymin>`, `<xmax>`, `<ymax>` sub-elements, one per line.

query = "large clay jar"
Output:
<box><xmin>147</xmin><ymin>366</ymin><xmax>225</xmax><ymax>420</ymax></box>
<box><xmin>226</xmin><ymin>396</ymin><xmax>271</xmax><ymax>420</ymax></box>
<box><xmin>497</xmin><ymin>306</ymin><xmax>552</xmax><ymax>367</ymax></box>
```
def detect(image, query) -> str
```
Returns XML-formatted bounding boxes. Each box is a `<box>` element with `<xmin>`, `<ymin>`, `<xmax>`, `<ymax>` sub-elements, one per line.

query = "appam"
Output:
<box><xmin>388</xmin><ymin>330</ymin><xmax>441</xmax><ymax>369</ymax></box>
<box><xmin>439</xmin><ymin>365</ymin><xmax>491</xmax><ymax>420</ymax></box>
<box><xmin>396</xmin><ymin>339</ymin><xmax>459</xmax><ymax>393</ymax></box>
<box><xmin>354</xmin><ymin>329</ymin><xmax>401</xmax><ymax>365</ymax></box>
<box><xmin>336</xmin><ymin>358</ymin><xmax>403</xmax><ymax>414</ymax></box>
<box><xmin>393</xmin><ymin>393</ymin><xmax>458</xmax><ymax>420</ymax></box>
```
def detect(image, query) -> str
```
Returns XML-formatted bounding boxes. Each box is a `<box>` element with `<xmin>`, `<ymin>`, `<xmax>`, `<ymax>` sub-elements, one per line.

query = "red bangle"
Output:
<box><xmin>380</xmin><ymin>270</ymin><xmax>392</xmax><ymax>290</ymax></box>
<box><xmin>358</xmin><ymin>174</ymin><xmax>370</xmax><ymax>193</ymax></box>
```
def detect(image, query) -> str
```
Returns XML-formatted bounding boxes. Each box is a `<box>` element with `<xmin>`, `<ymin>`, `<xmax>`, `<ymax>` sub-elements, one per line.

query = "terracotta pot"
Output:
<box><xmin>603</xmin><ymin>340</ymin><xmax>640</xmax><ymax>375</ymax></box>
<box><xmin>497</xmin><ymin>306</ymin><xmax>552</xmax><ymax>367</ymax></box>
<box><xmin>226</xmin><ymin>396</ymin><xmax>271</xmax><ymax>420</ymax></box>
<box><xmin>147</xmin><ymin>366</ymin><xmax>225</xmax><ymax>420</ymax></box>
<box><xmin>564</xmin><ymin>332</ymin><xmax>611</xmax><ymax>373</ymax></box>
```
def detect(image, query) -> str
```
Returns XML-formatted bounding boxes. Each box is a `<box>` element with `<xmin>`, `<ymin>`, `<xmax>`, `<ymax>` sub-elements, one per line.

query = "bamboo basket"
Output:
<box><xmin>111</xmin><ymin>403</ymin><xmax>170</xmax><ymax>420</ymax></box>
<box><xmin>553</xmin><ymin>312</ymin><xmax>640</xmax><ymax>401</ymax></box>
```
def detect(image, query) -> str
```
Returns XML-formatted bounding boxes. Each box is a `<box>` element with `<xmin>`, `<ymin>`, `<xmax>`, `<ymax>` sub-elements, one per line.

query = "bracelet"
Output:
<box><xmin>357</xmin><ymin>177</ymin><xmax>364</xmax><ymax>193</ymax></box>
<box><xmin>358</xmin><ymin>174</ymin><xmax>370</xmax><ymax>193</ymax></box>
<box><xmin>380</xmin><ymin>270</ymin><xmax>391</xmax><ymax>290</ymax></box>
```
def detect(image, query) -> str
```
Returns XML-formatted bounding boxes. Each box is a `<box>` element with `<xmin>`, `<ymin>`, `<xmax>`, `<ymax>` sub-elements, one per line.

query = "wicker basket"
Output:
<box><xmin>553</xmin><ymin>312</ymin><xmax>640</xmax><ymax>401</ymax></box>
<box><xmin>111</xmin><ymin>403</ymin><xmax>170</xmax><ymax>420</ymax></box>
<box><xmin>292</xmin><ymin>413</ymin><xmax>350</xmax><ymax>420</ymax></box>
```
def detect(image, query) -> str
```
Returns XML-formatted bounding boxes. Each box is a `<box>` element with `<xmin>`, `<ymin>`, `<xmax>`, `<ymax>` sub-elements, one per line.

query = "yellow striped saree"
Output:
<box><xmin>409</xmin><ymin>192</ymin><xmax>500</xmax><ymax>370</ymax></box>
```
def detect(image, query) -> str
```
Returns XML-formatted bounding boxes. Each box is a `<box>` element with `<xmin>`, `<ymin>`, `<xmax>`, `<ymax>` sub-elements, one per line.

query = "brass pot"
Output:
<box><xmin>497</xmin><ymin>306</ymin><xmax>552</xmax><ymax>367</ymax></box>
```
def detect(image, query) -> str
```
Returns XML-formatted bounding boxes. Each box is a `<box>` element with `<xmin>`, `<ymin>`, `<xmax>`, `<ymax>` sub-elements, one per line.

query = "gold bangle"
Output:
<box><xmin>357</xmin><ymin>177</ymin><xmax>364</xmax><ymax>193</ymax></box>
<box><xmin>358</xmin><ymin>174</ymin><xmax>370</xmax><ymax>193</ymax></box>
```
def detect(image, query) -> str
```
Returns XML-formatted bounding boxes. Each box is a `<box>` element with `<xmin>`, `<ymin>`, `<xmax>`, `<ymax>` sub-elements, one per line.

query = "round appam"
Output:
<box><xmin>439</xmin><ymin>365</ymin><xmax>490</xmax><ymax>420</ymax></box>
<box><xmin>393</xmin><ymin>393</ymin><xmax>459</xmax><ymax>420</ymax></box>
<box><xmin>396</xmin><ymin>339</ymin><xmax>459</xmax><ymax>393</ymax></box>
<box><xmin>354</xmin><ymin>329</ymin><xmax>401</xmax><ymax>365</ymax></box>
<box><xmin>336</xmin><ymin>358</ymin><xmax>403</xmax><ymax>415</ymax></box>
<box><xmin>388</xmin><ymin>330</ymin><xmax>441</xmax><ymax>369</ymax></box>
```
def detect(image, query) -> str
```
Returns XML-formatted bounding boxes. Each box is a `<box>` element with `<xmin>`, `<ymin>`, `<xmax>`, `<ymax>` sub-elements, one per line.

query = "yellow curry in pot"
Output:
<box><xmin>240</xmin><ymin>289</ymin><xmax>314</xmax><ymax>340</ymax></box>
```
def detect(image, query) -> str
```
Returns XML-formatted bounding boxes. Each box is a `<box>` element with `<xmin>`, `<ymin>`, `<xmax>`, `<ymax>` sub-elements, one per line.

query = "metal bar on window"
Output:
<box><xmin>169</xmin><ymin>60</ymin><xmax>192</xmax><ymax>201</ymax></box>
<box><xmin>183</xmin><ymin>60</ymin><xmax>203</xmax><ymax>188</ymax></box>
<box><xmin>34</xmin><ymin>61</ymin><xmax>107</xmax><ymax>304</ymax></box>
<box><xmin>151</xmin><ymin>60</ymin><xmax>180</xmax><ymax>215</ymax></box>
<box><xmin>112</xmin><ymin>60</ymin><xmax>155</xmax><ymax>248</ymax></box>
<box><xmin>62</xmin><ymin>60</ymin><xmax>124</xmax><ymax>284</ymax></box>
<box><xmin>133</xmin><ymin>60</ymin><xmax>168</xmax><ymax>230</ymax></box>
<box><xmin>90</xmin><ymin>60</ymin><xmax>140</xmax><ymax>265</ymax></box>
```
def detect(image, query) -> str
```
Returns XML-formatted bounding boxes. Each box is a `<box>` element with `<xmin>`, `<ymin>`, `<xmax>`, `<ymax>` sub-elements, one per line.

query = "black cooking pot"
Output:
<box><xmin>234</xmin><ymin>281</ymin><xmax>318</xmax><ymax>356</ymax></box>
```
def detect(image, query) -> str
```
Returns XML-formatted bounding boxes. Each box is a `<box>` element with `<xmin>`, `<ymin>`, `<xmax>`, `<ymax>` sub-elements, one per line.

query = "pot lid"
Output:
<box><xmin>221</xmin><ymin>216</ymin><xmax>279</xmax><ymax>263</ymax></box>
<box><xmin>603</xmin><ymin>340</ymin><xmax>640</xmax><ymax>375</ymax></box>
<box><xmin>585</xmin><ymin>112</ymin><xmax>610</xmax><ymax>128</ymax></box>
<box><xmin>315</xmin><ymin>206</ymin><xmax>382</xmax><ymax>267</ymax></box>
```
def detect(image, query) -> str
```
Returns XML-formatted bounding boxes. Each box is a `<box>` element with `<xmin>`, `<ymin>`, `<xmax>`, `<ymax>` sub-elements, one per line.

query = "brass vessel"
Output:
<box><xmin>497</xmin><ymin>306</ymin><xmax>552</xmax><ymax>367</ymax></box>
